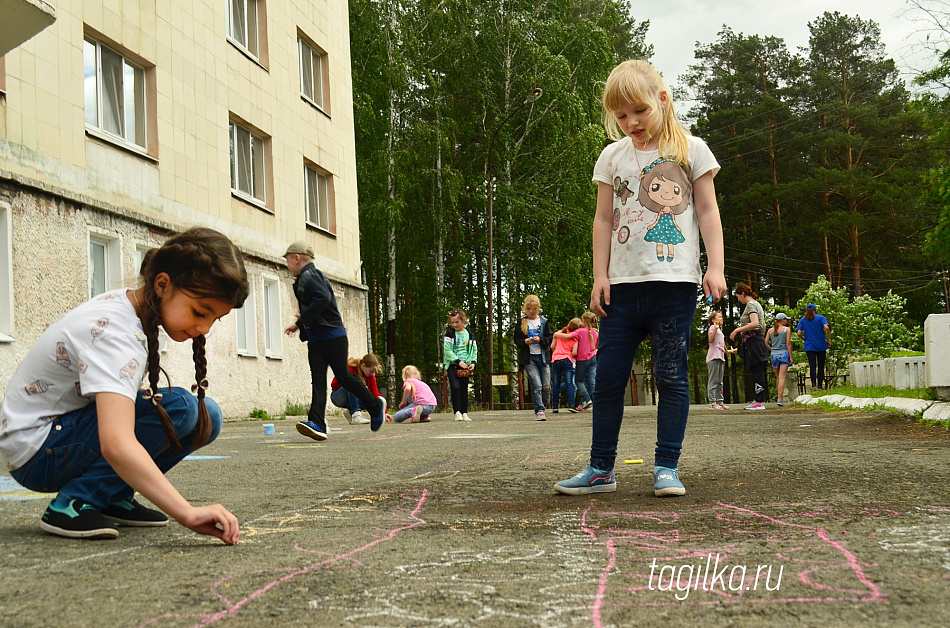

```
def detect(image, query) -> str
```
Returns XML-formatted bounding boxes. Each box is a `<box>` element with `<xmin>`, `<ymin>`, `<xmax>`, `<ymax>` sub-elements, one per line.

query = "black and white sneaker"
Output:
<box><xmin>40</xmin><ymin>499</ymin><xmax>119</xmax><ymax>539</ymax></box>
<box><xmin>102</xmin><ymin>497</ymin><xmax>169</xmax><ymax>527</ymax></box>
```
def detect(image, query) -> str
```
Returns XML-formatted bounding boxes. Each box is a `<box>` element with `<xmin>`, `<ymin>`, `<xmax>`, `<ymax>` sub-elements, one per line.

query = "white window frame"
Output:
<box><xmin>0</xmin><ymin>202</ymin><xmax>13</xmax><ymax>342</ymax></box>
<box><xmin>298</xmin><ymin>38</ymin><xmax>325</xmax><ymax>110</ymax></box>
<box><xmin>305</xmin><ymin>164</ymin><xmax>330</xmax><ymax>231</ymax></box>
<box><xmin>88</xmin><ymin>231</ymin><xmax>121</xmax><ymax>299</ymax></box>
<box><xmin>83</xmin><ymin>37</ymin><xmax>147</xmax><ymax>150</ymax></box>
<box><xmin>262</xmin><ymin>276</ymin><xmax>282</xmax><ymax>358</ymax></box>
<box><xmin>226</xmin><ymin>0</ymin><xmax>260</xmax><ymax>59</ymax></box>
<box><xmin>236</xmin><ymin>275</ymin><xmax>258</xmax><ymax>356</ymax></box>
<box><xmin>229</xmin><ymin>120</ymin><xmax>266</xmax><ymax>205</ymax></box>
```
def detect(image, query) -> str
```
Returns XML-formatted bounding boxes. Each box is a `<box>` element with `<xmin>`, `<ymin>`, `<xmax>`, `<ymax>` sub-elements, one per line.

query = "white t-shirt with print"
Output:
<box><xmin>526</xmin><ymin>318</ymin><xmax>542</xmax><ymax>355</ymax></box>
<box><xmin>0</xmin><ymin>289</ymin><xmax>148</xmax><ymax>470</ymax></box>
<box><xmin>592</xmin><ymin>134</ymin><xmax>720</xmax><ymax>285</ymax></box>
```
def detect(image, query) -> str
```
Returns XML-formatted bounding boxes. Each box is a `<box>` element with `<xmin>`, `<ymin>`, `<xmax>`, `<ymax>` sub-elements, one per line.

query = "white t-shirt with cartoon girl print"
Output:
<box><xmin>0</xmin><ymin>289</ymin><xmax>148</xmax><ymax>470</ymax></box>
<box><xmin>593</xmin><ymin>134</ymin><xmax>720</xmax><ymax>285</ymax></box>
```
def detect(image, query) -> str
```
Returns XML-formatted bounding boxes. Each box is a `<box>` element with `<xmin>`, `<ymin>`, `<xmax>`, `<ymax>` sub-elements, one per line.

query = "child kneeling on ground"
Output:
<box><xmin>391</xmin><ymin>365</ymin><xmax>436</xmax><ymax>423</ymax></box>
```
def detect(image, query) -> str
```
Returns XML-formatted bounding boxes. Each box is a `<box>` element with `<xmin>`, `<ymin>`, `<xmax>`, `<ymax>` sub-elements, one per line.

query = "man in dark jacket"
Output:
<box><xmin>283</xmin><ymin>242</ymin><xmax>385</xmax><ymax>439</ymax></box>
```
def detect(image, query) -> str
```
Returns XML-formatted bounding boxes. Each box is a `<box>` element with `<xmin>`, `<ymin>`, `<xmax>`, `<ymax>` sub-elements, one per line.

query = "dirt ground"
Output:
<box><xmin>1</xmin><ymin>403</ymin><xmax>949</xmax><ymax>627</ymax></box>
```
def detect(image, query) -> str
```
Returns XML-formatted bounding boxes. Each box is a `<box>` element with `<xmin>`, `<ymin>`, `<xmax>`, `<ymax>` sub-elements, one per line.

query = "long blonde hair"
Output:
<box><xmin>581</xmin><ymin>311</ymin><xmax>598</xmax><ymax>347</ymax></box>
<box><xmin>602</xmin><ymin>59</ymin><xmax>690</xmax><ymax>166</ymax></box>
<box><xmin>520</xmin><ymin>295</ymin><xmax>541</xmax><ymax>335</ymax></box>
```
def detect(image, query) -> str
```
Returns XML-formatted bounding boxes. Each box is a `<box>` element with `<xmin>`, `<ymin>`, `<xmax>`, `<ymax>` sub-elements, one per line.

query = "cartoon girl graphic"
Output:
<box><xmin>638</xmin><ymin>158</ymin><xmax>692</xmax><ymax>262</ymax></box>
<box><xmin>613</xmin><ymin>176</ymin><xmax>635</xmax><ymax>206</ymax></box>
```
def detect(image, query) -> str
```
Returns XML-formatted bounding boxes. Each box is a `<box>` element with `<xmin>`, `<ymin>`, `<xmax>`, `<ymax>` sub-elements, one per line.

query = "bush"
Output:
<box><xmin>792</xmin><ymin>276</ymin><xmax>922</xmax><ymax>379</ymax></box>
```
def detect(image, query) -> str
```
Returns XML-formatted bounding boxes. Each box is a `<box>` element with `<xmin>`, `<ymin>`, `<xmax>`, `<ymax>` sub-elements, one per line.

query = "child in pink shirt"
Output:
<box><xmin>550</xmin><ymin>318</ymin><xmax>582</xmax><ymax>414</ymax></box>
<box><xmin>392</xmin><ymin>365</ymin><xmax>437</xmax><ymax>423</ymax></box>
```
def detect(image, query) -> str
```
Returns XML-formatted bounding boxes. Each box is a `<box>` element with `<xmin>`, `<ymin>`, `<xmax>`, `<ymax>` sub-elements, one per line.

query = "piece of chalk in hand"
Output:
<box><xmin>624</xmin><ymin>459</ymin><xmax>643</xmax><ymax>464</ymax></box>
<box><xmin>707</xmin><ymin>295</ymin><xmax>714</xmax><ymax>304</ymax></box>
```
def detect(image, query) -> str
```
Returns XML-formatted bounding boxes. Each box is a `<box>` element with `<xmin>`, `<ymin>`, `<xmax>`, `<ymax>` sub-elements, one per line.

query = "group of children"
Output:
<box><xmin>705</xmin><ymin>307</ymin><xmax>794</xmax><ymax>410</ymax></box>
<box><xmin>0</xmin><ymin>57</ymin><xmax>772</xmax><ymax>543</ymax></box>
<box><xmin>513</xmin><ymin>298</ymin><xmax>600</xmax><ymax>421</ymax></box>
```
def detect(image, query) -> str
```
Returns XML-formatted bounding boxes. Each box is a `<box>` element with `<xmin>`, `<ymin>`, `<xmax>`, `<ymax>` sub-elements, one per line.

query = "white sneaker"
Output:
<box><xmin>462</xmin><ymin>413</ymin><xmax>471</xmax><ymax>421</ymax></box>
<box><xmin>455</xmin><ymin>411</ymin><xmax>464</xmax><ymax>421</ymax></box>
<box><xmin>349</xmin><ymin>410</ymin><xmax>370</xmax><ymax>425</ymax></box>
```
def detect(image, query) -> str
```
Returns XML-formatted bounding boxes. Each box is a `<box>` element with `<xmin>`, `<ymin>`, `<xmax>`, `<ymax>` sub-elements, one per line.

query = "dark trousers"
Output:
<box><xmin>806</xmin><ymin>350</ymin><xmax>827</xmax><ymax>388</ymax></box>
<box><xmin>750</xmin><ymin>361</ymin><xmax>767</xmax><ymax>402</ymax></box>
<box><xmin>447</xmin><ymin>365</ymin><xmax>470</xmax><ymax>413</ymax></box>
<box><xmin>307</xmin><ymin>336</ymin><xmax>381</xmax><ymax>428</ymax></box>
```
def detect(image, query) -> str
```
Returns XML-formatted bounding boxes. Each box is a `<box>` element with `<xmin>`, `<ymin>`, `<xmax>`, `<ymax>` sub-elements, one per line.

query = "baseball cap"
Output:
<box><xmin>775</xmin><ymin>313</ymin><xmax>789</xmax><ymax>321</ymax></box>
<box><xmin>284</xmin><ymin>241</ymin><xmax>314</xmax><ymax>258</ymax></box>
<box><xmin>806</xmin><ymin>303</ymin><xmax>817</xmax><ymax>310</ymax></box>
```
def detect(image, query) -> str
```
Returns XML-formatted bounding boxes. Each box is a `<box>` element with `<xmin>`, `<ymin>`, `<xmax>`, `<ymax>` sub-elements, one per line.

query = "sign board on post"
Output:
<box><xmin>491</xmin><ymin>375</ymin><xmax>508</xmax><ymax>387</ymax></box>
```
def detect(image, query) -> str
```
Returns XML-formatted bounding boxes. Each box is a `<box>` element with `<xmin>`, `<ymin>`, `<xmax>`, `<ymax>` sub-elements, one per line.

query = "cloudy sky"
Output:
<box><xmin>632</xmin><ymin>0</ymin><xmax>938</xmax><ymax>97</ymax></box>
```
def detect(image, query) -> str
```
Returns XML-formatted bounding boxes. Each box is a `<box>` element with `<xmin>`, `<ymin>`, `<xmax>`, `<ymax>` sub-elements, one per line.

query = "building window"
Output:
<box><xmin>236</xmin><ymin>276</ymin><xmax>258</xmax><ymax>355</ymax></box>
<box><xmin>298</xmin><ymin>37</ymin><xmax>327</xmax><ymax>111</ymax></box>
<box><xmin>89</xmin><ymin>233</ymin><xmax>120</xmax><ymax>298</ymax></box>
<box><xmin>0</xmin><ymin>202</ymin><xmax>12</xmax><ymax>342</ymax></box>
<box><xmin>83</xmin><ymin>37</ymin><xmax>147</xmax><ymax>149</ymax></box>
<box><xmin>227</xmin><ymin>0</ymin><xmax>260</xmax><ymax>58</ymax></box>
<box><xmin>229</xmin><ymin>120</ymin><xmax>266</xmax><ymax>205</ymax></box>
<box><xmin>305</xmin><ymin>164</ymin><xmax>334</xmax><ymax>233</ymax></box>
<box><xmin>262</xmin><ymin>278</ymin><xmax>281</xmax><ymax>358</ymax></box>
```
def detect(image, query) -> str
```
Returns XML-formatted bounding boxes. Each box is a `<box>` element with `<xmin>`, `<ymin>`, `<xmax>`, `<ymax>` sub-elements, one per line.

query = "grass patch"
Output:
<box><xmin>285</xmin><ymin>399</ymin><xmax>309</xmax><ymax>416</ymax></box>
<box><xmin>815</xmin><ymin>385</ymin><xmax>935</xmax><ymax>400</ymax></box>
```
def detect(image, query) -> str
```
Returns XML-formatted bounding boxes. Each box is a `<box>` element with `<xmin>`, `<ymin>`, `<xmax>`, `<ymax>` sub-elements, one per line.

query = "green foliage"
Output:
<box><xmin>791</xmin><ymin>275</ymin><xmax>922</xmax><ymax>378</ymax></box>
<box><xmin>684</xmin><ymin>13</ymin><xmax>943</xmax><ymax>318</ymax></box>
<box><xmin>350</xmin><ymin>0</ymin><xmax>651</xmax><ymax>376</ymax></box>
<box><xmin>284</xmin><ymin>399</ymin><xmax>309</xmax><ymax>416</ymax></box>
<box><xmin>815</xmin><ymin>384</ymin><xmax>935</xmax><ymax>401</ymax></box>
<box><xmin>249</xmin><ymin>408</ymin><xmax>270</xmax><ymax>421</ymax></box>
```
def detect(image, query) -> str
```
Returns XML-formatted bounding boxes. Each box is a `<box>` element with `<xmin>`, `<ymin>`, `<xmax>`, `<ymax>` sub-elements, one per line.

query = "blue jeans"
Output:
<box><xmin>329</xmin><ymin>387</ymin><xmax>363</xmax><ymax>414</ymax></box>
<box><xmin>591</xmin><ymin>282</ymin><xmax>697</xmax><ymax>472</ymax></box>
<box><xmin>392</xmin><ymin>403</ymin><xmax>435</xmax><ymax>422</ymax></box>
<box><xmin>522</xmin><ymin>354</ymin><xmax>551</xmax><ymax>413</ymax></box>
<box><xmin>551</xmin><ymin>358</ymin><xmax>576</xmax><ymax>409</ymax></box>
<box><xmin>575</xmin><ymin>356</ymin><xmax>597</xmax><ymax>405</ymax></box>
<box><xmin>10</xmin><ymin>387</ymin><xmax>222</xmax><ymax>509</ymax></box>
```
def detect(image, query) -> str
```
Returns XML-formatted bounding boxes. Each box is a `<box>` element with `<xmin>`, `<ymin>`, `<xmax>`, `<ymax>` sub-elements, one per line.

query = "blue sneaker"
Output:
<box><xmin>554</xmin><ymin>466</ymin><xmax>616</xmax><ymax>495</ymax></box>
<box><xmin>296</xmin><ymin>421</ymin><xmax>328</xmax><ymax>441</ymax></box>
<box><xmin>654</xmin><ymin>466</ymin><xmax>685</xmax><ymax>497</ymax></box>
<box><xmin>370</xmin><ymin>395</ymin><xmax>387</xmax><ymax>432</ymax></box>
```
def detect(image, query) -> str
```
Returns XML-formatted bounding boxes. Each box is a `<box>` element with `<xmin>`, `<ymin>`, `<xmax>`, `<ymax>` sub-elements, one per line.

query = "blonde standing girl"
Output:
<box><xmin>512</xmin><ymin>295</ymin><xmax>553</xmax><ymax>421</ymax></box>
<box><xmin>556</xmin><ymin>60</ymin><xmax>726</xmax><ymax>497</ymax></box>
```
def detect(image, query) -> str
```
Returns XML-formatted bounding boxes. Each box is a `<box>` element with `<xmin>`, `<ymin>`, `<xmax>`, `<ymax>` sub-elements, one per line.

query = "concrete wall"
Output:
<box><xmin>925</xmin><ymin>313</ymin><xmax>950</xmax><ymax>400</ymax></box>
<box><xmin>849</xmin><ymin>357</ymin><xmax>927</xmax><ymax>390</ymax></box>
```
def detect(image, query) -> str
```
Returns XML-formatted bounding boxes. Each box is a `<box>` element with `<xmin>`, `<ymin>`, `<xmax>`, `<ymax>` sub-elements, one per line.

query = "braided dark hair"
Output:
<box><xmin>139</xmin><ymin>227</ymin><xmax>249</xmax><ymax>450</ymax></box>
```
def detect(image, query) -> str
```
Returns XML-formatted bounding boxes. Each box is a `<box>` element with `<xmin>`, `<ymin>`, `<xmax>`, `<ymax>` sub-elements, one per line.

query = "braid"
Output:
<box><xmin>191</xmin><ymin>334</ymin><xmax>212</xmax><ymax>449</ymax></box>
<box><xmin>138</xmin><ymin>227</ymin><xmax>248</xmax><ymax>452</ymax></box>
<box><xmin>140</xmin><ymin>287</ymin><xmax>182</xmax><ymax>451</ymax></box>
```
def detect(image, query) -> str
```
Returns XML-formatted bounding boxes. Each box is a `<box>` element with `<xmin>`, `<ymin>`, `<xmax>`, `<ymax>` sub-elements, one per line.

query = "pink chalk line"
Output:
<box><xmin>580</xmin><ymin>501</ymin><xmax>884</xmax><ymax>623</ymax></box>
<box><xmin>138</xmin><ymin>489</ymin><xmax>428</xmax><ymax>628</ymax></box>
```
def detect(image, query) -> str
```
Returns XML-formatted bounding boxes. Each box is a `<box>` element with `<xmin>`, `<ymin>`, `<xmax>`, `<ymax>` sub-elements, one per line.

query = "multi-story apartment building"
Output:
<box><xmin>0</xmin><ymin>0</ymin><xmax>369</xmax><ymax>418</ymax></box>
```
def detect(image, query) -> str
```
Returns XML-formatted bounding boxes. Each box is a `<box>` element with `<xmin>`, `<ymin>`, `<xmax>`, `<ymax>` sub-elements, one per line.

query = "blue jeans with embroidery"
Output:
<box><xmin>11</xmin><ymin>387</ymin><xmax>221</xmax><ymax>509</ymax></box>
<box><xmin>522</xmin><ymin>354</ymin><xmax>551</xmax><ymax>413</ymax></box>
<box><xmin>590</xmin><ymin>282</ymin><xmax>697</xmax><ymax>472</ymax></box>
